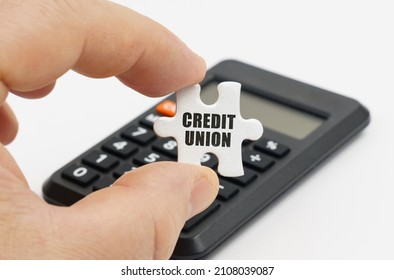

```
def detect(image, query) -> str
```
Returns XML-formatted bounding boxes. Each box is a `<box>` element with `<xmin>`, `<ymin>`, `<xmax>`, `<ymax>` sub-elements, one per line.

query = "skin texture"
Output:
<box><xmin>0</xmin><ymin>0</ymin><xmax>218</xmax><ymax>259</ymax></box>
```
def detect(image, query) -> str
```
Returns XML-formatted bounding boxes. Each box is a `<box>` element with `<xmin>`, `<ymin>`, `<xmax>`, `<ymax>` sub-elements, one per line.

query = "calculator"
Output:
<box><xmin>42</xmin><ymin>60</ymin><xmax>370</xmax><ymax>259</ymax></box>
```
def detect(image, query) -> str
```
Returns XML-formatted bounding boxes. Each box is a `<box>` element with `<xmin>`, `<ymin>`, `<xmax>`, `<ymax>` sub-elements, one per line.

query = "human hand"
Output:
<box><xmin>0</xmin><ymin>0</ymin><xmax>219</xmax><ymax>259</ymax></box>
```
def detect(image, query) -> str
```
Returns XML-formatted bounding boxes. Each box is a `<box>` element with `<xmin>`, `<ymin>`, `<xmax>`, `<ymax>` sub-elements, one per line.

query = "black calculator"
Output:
<box><xmin>43</xmin><ymin>60</ymin><xmax>370</xmax><ymax>259</ymax></box>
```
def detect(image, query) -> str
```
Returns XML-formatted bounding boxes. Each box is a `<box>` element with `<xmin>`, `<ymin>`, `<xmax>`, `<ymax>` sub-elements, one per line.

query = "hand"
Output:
<box><xmin>0</xmin><ymin>0</ymin><xmax>219</xmax><ymax>259</ymax></box>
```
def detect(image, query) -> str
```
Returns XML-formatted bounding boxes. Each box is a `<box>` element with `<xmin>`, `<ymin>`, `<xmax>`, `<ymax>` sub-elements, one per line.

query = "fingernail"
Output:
<box><xmin>188</xmin><ymin>167</ymin><xmax>219</xmax><ymax>218</ymax></box>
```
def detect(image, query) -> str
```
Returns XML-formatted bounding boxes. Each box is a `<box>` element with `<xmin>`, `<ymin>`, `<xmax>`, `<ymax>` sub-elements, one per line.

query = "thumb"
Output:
<box><xmin>61</xmin><ymin>162</ymin><xmax>219</xmax><ymax>259</ymax></box>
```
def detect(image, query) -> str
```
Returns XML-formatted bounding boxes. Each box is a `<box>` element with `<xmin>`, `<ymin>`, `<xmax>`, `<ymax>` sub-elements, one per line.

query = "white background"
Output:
<box><xmin>7</xmin><ymin>0</ymin><xmax>394</xmax><ymax>259</ymax></box>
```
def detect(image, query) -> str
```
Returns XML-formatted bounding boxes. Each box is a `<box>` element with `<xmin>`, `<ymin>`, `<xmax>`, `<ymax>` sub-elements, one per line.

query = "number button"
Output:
<box><xmin>153</xmin><ymin>138</ymin><xmax>178</xmax><ymax>158</ymax></box>
<box><xmin>102</xmin><ymin>137</ymin><xmax>138</xmax><ymax>158</ymax></box>
<box><xmin>163</xmin><ymin>140</ymin><xmax>177</xmax><ymax>151</ymax></box>
<box><xmin>121</xmin><ymin>125</ymin><xmax>156</xmax><ymax>145</ymax></box>
<box><xmin>82</xmin><ymin>151</ymin><xmax>119</xmax><ymax>171</ymax></box>
<box><xmin>200</xmin><ymin>153</ymin><xmax>218</xmax><ymax>169</ymax></box>
<box><xmin>133</xmin><ymin>151</ymin><xmax>171</xmax><ymax>166</ymax></box>
<box><xmin>62</xmin><ymin>164</ymin><xmax>99</xmax><ymax>186</ymax></box>
<box><xmin>243</xmin><ymin>150</ymin><xmax>275</xmax><ymax>172</ymax></box>
<box><xmin>144</xmin><ymin>153</ymin><xmax>160</xmax><ymax>163</ymax></box>
<box><xmin>73</xmin><ymin>167</ymin><xmax>88</xmax><ymax>177</ymax></box>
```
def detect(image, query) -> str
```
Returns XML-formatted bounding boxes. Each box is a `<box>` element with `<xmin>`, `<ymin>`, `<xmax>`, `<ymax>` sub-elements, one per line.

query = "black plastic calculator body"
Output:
<box><xmin>43</xmin><ymin>60</ymin><xmax>370</xmax><ymax>259</ymax></box>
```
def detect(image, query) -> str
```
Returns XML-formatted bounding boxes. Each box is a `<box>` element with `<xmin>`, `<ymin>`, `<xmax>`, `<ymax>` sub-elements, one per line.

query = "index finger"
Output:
<box><xmin>0</xmin><ymin>0</ymin><xmax>205</xmax><ymax>97</ymax></box>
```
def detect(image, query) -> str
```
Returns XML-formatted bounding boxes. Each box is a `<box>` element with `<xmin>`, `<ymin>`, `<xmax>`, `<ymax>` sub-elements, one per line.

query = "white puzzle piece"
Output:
<box><xmin>154</xmin><ymin>82</ymin><xmax>263</xmax><ymax>177</ymax></box>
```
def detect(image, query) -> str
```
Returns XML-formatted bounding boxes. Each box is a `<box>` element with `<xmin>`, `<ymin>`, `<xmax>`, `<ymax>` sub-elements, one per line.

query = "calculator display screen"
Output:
<box><xmin>200</xmin><ymin>83</ymin><xmax>324</xmax><ymax>139</ymax></box>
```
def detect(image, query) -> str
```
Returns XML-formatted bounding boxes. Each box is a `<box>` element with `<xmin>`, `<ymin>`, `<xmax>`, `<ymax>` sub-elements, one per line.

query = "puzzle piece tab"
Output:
<box><xmin>153</xmin><ymin>82</ymin><xmax>263</xmax><ymax>177</ymax></box>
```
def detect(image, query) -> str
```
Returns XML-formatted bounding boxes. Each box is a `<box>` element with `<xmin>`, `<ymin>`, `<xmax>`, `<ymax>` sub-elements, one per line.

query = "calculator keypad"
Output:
<box><xmin>60</xmin><ymin>104</ymin><xmax>290</xmax><ymax>234</ymax></box>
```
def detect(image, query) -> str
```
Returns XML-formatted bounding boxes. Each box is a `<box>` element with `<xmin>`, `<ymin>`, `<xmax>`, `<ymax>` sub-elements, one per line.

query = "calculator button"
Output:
<box><xmin>113</xmin><ymin>163</ymin><xmax>139</xmax><ymax>178</ymax></box>
<box><xmin>225</xmin><ymin>168</ymin><xmax>258</xmax><ymax>186</ymax></box>
<box><xmin>255</xmin><ymin>138</ymin><xmax>290</xmax><ymax>158</ymax></box>
<box><xmin>62</xmin><ymin>164</ymin><xmax>99</xmax><ymax>186</ymax></box>
<box><xmin>133</xmin><ymin>151</ymin><xmax>171</xmax><ymax>166</ymax></box>
<box><xmin>200</xmin><ymin>153</ymin><xmax>218</xmax><ymax>169</ymax></box>
<box><xmin>121</xmin><ymin>125</ymin><xmax>156</xmax><ymax>145</ymax></box>
<box><xmin>182</xmin><ymin>202</ymin><xmax>221</xmax><ymax>232</ymax></box>
<box><xmin>82</xmin><ymin>151</ymin><xmax>119</xmax><ymax>172</ymax></box>
<box><xmin>156</xmin><ymin>100</ymin><xmax>176</xmax><ymax>117</ymax></box>
<box><xmin>92</xmin><ymin>177</ymin><xmax>115</xmax><ymax>191</ymax></box>
<box><xmin>102</xmin><ymin>138</ymin><xmax>138</xmax><ymax>158</ymax></box>
<box><xmin>152</xmin><ymin>138</ymin><xmax>178</xmax><ymax>158</ymax></box>
<box><xmin>139</xmin><ymin>113</ymin><xmax>161</xmax><ymax>128</ymax></box>
<box><xmin>243</xmin><ymin>150</ymin><xmax>275</xmax><ymax>172</ymax></box>
<box><xmin>217</xmin><ymin>181</ymin><xmax>239</xmax><ymax>201</ymax></box>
